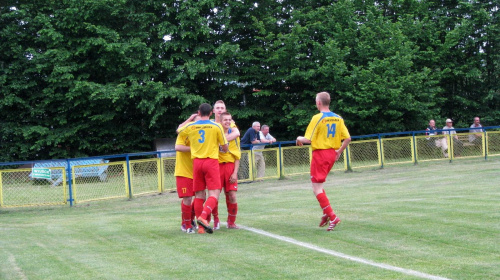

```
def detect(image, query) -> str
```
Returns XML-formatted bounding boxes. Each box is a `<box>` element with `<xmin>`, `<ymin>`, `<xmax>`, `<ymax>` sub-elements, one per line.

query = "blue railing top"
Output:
<box><xmin>2</xmin><ymin>125</ymin><xmax>499</xmax><ymax>167</ymax></box>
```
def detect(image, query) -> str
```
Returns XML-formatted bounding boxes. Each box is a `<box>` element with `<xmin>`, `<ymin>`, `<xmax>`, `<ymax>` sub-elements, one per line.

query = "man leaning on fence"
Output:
<box><xmin>241</xmin><ymin>122</ymin><xmax>265</xmax><ymax>179</ymax></box>
<box><xmin>251</xmin><ymin>124</ymin><xmax>276</xmax><ymax>179</ymax></box>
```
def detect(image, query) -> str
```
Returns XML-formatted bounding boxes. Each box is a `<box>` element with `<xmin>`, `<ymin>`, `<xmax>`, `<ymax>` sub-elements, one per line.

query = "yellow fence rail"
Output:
<box><xmin>1</xmin><ymin>129</ymin><xmax>499</xmax><ymax>208</ymax></box>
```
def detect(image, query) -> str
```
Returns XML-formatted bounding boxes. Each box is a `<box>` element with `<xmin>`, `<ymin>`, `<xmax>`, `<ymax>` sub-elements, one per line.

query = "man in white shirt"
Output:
<box><xmin>254</xmin><ymin>125</ymin><xmax>276</xmax><ymax>179</ymax></box>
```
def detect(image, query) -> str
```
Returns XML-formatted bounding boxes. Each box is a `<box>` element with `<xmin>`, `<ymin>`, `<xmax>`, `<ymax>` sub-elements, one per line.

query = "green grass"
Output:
<box><xmin>1</xmin><ymin>158</ymin><xmax>499</xmax><ymax>280</ymax></box>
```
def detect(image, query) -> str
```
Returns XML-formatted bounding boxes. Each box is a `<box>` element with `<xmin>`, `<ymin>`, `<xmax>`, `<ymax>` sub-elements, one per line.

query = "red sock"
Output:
<box><xmin>200</xmin><ymin>196</ymin><xmax>218</xmax><ymax>220</ymax></box>
<box><xmin>194</xmin><ymin>198</ymin><xmax>204</xmax><ymax>219</ymax></box>
<box><xmin>316</xmin><ymin>192</ymin><xmax>336</xmax><ymax>220</ymax></box>
<box><xmin>190</xmin><ymin>201</ymin><xmax>196</xmax><ymax>224</ymax></box>
<box><xmin>212</xmin><ymin>201</ymin><xmax>219</xmax><ymax>220</ymax></box>
<box><xmin>181</xmin><ymin>202</ymin><xmax>192</xmax><ymax>228</ymax></box>
<box><xmin>227</xmin><ymin>202</ymin><xmax>238</xmax><ymax>224</ymax></box>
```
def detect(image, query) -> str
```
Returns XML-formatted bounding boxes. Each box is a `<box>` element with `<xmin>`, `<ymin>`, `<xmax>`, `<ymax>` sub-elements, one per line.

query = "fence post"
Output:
<box><xmin>345</xmin><ymin>145</ymin><xmax>352</xmax><ymax>172</ymax></box>
<box><xmin>66</xmin><ymin>159</ymin><xmax>74</xmax><ymax>207</ymax></box>
<box><xmin>483</xmin><ymin>130</ymin><xmax>488</xmax><ymax>161</ymax></box>
<box><xmin>378</xmin><ymin>135</ymin><xmax>384</xmax><ymax>169</ymax></box>
<box><xmin>158</xmin><ymin>152</ymin><xmax>164</xmax><ymax>193</ymax></box>
<box><xmin>412</xmin><ymin>132</ymin><xmax>417</xmax><ymax>165</ymax></box>
<box><xmin>0</xmin><ymin>172</ymin><xmax>3</xmax><ymax>206</ymax></box>
<box><xmin>279</xmin><ymin>143</ymin><xmax>285</xmax><ymax>179</ymax></box>
<box><xmin>126</xmin><ymin>155</ymin><xmax>133</xmax><ymax>199</ymax></box>
<box><xmin>448</xmin><ymin>135</ymin><xmax>453</xmax><ymax>162</ymax></box>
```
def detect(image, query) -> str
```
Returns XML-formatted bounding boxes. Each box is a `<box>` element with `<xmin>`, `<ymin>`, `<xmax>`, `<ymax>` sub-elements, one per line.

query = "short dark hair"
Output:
<box><xmin>220</xmin><ymin>112</ymin><xmax>231</xmax><ymax>119</ymax></box>
<box><xmin>198</xmin><ymin>103</ymin><xmax>212</xmax><ymax>116</ymax></box>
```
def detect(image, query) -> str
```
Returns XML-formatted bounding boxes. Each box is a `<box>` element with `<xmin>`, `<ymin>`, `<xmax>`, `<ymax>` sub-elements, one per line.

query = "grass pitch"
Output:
<box><xmin>1</xmin><ymin>158</ymin><xmax>499</xmax><ymax>280</ymax></box>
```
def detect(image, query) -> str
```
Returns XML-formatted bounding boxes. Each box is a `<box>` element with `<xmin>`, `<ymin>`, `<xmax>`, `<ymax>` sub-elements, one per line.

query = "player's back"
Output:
<box><xmin>305</xmin><ymin>112</ymin><xmax>350</xmax><ymax>150</ymax></box>
<box><xmin>178</xmin><ymin>120</ymin><xmax>227</xmax><ymax>159</ymax></box>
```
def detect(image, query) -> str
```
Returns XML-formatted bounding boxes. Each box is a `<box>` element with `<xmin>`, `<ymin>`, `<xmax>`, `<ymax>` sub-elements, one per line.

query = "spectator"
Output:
<box><xmin>426</xmin><ymin>119</ymin><xmax>448</xmax><ymax>157</ymax></box>
<box><xmin>425</xmin><ymin>119</ymin><xmax>439</xmax><ymax>147</ymax></box>
<box><xmin>251</xmin><ymin>124</ymin><xmax>277</xmax><ymax>179</ymax></box>
<box><xmin>241</xmin><ymin>122</ymin><xmax>264</xmax><ymax>179</ymax></box>
<box><xmin>259</xmin><ymin>125</ymin><xmax>276</xmax><ymax>144</ymax></box>
<box><xmin>469</xmin><ymin>117</ymin><xmax>483</xmax><ymax>145</ymax></box>
<box><xmin>442</xmin><ymin>118</ymin><xmax>463</xmax><ymax>157</ymax></box>
<box><xmin>241</xmin><ymin>121</ymin><xmax>261</xmax><ymax>146</ymax></box>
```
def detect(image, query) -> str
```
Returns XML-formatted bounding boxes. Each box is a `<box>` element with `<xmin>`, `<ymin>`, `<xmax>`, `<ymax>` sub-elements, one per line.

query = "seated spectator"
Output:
<box><xmin>426</xmin><ymin>119</ymin><xmax>447</xmax><ymax>157</ymax></box>
<box><xmin>469</xmin><ymin>117</ymin><xmax>483</xmax><ymax>145</ymax></box>
<box><xmin>442</xmin><ymin>118</ymin><xmax>463</xmax><ymax>156</ymax></box>
<box><xmin>425</xmin><ymin>119</ymin><xmax>438</xmax><ymax>144</ymax></box>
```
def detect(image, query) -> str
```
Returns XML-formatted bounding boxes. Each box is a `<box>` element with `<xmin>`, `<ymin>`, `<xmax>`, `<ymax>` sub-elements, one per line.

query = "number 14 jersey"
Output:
<box><xmin>304</xmin><ymin>112</ymin><xmax>350</xmax><ymax>151</ymax></box>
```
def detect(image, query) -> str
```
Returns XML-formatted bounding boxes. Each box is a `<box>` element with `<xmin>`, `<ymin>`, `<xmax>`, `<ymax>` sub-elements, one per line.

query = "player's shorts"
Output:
<box><xmin>193</xmin><ymin>158</ymin><xmax>221</xmax><ymax>192</ymax></box>
<box><xmin>175</xmin><ymin>176</ymin><xmax>194</xmax><ymax>198</ymax></box>
<box><xmin>219</xmin><ymin>162</ymin><xmax>237</xmax><ymax>193</ymax></box>
<box><xmin>310</xmin><ymin>149</ymin><xmax>337</xmax><ymax>183</ymax></box>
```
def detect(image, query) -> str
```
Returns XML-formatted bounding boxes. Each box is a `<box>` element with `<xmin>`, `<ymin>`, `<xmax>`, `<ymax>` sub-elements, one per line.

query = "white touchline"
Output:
<box><xmin>231</xmin><ymin>223</ymin><xmax>452</xmax><ymax>280</ymax></box>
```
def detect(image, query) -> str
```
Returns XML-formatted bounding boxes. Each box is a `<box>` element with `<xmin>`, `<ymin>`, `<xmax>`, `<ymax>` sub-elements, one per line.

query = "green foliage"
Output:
<box><xmin>0</xmin><ymin>0</ymin><xmax>498</xmax><ymax>161</ymax></box>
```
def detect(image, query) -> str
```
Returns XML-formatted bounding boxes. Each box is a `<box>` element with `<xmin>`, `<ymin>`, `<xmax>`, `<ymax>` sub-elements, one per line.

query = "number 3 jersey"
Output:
<box><xmin>304</xmin><ymin>112</ymin><xmax>350</xmax><ymax>151</ymax></box>
<box><xmin>178</xmin><ymin>120</ymin><xmax>228</xmax><ymax>159</ymax></box>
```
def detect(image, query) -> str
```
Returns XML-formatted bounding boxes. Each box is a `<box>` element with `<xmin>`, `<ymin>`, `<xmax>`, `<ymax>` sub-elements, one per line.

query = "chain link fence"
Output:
<box><xmin>73</xmin><ymin>162</ymin><xmax>127</xmax><ymax>204</ymax></box>
<box><xmin>381</xmin><ymin>137</ymin><xmax>414</xmax><ymax>165</ymax></box>
<box><xmin>487</xmin><ymin>131</ymin><xmax>500</xmax><ymax>156</ymax></box>
<box><xmin>0</xmin><ymin>167</ymin><xmax>67</xmax><ymax>207</ymax></box>
<box><xmin>416</xmin><ymin>135</ymin><xmax>449</xmax><ymax>162</ymax></box>
<box><xmin>2</xmin><ymin>127</ymin><xmax>500</xmax><ymax>208</ymax></box>
<box><xmin>237</xmin><ymin>150</ymin><xmax>252</xmax><ymax>183</ymax></box>
<box><xmin>281</xmin><ymin>146</ymin><xmax>310</xmax><ymax>176</ymax></box>
<box><xmin>161</xmin><ymin>157</ymin><xmax>176</xmax><ymax>192</ymax></box>
<box><xmin>130</xmin><ymin>158</ymin><xmax>161</xmax><ymax>196</ymax></box>
<box><xmin>347</xmin><ymin>139</ymin><xmax>380</xmax><ymax>169</ymax></box>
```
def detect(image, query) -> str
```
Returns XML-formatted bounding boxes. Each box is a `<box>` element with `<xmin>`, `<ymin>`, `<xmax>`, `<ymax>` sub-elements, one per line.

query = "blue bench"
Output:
<box><xmin>29</xmin><ymin>159</ymin><xmax>109</xmax><ymax>186</ymax></box>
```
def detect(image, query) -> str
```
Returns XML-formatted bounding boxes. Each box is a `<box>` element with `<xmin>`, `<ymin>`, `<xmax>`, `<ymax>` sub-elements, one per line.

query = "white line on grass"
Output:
<box><xmin>232</xmin><ymin>223</ymin><xmax>451</xmax><ymax>280</ymax></box>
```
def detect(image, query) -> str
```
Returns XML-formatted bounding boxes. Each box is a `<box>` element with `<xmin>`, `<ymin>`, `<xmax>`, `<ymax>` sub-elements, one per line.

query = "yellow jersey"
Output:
<box><xmin>174</xmin><ymin>132</ymin><xmax>193</xmax><ymax>178</ymax></box>
<box><xmin>177</xmin><ymin>120</ymin><xmax>228</xmax><ymax>159</ymax></box>
<box><xmin>219</xmin><ymin>126</ymin><xmax>241</xmax><ymax>163</ymax></box>
<box><xmin>304</xmin><ymin>112</ymin><xmax>350</xmax><ymax>151</ymax></box>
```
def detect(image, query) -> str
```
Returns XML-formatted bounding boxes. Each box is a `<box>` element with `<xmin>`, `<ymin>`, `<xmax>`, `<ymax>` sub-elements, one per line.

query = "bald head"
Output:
<box><xmin>316</xmin><ymin>92</ymin><xmax>331</xmax><ymax>106</ymax></box>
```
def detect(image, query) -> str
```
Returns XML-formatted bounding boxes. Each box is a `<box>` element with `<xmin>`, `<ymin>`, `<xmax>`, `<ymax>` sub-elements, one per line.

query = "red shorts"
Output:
<box><xmin>193</xmin><ymin>158</ymin><xmax>221</xmax><ymax>192</ymax></box>
<box><xmin>176</xmin><ymin>176</ymin><xmax>194</xmax><ymax>198</ymax></box>
<box><xmin>310</xmin><ymin>149</ymin><xmax>337</xmax><ymax>183</ymax></box>
<box><xmin>219</xmin><ymin>162</ymin><xmax>238</xmax><ymax>193</ymax></box>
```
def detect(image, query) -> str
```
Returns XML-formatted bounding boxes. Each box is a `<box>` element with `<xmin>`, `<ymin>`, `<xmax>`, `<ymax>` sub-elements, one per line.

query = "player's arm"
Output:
<box><xmin>259</xmin><ymin>132</ymin><xmax>272</xmax><ymax>144</ymax></box>
<box><xmin>176</xmin><ymin>113</ymin><xmax>198</xmax><ymax>133</ymax></box>
<box><xmin>226</xmin><ymin>127</ymin><xmax>240</xmax><ymax>141</ymax></box>
<box><xmin>229</xmin><ymin>159</ymin><xmax>240</xmax><ymax>184</ymax></box>
<box><xmin>175</xmin><ymin>144</ymin><xmax>190</xmax><ymax>152</ymax></box>
<box><xmin>335</xmin><ymin>137</ymin><xmax>351</xmax><ymax>161</ymax></box>
<box><xmin>270</xmin><ymin>134</ymin><xmax>276</xmax><ymax>142</ymax></box>
<box><xmin>220</xmin><ymin>143</ymin><xmax>229</xmax><ymax>152</ymax></box>
<box><xmin>296</xmin><ymin>136</ymin><xmax>311</xmax><ymax>146</ymax></box>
